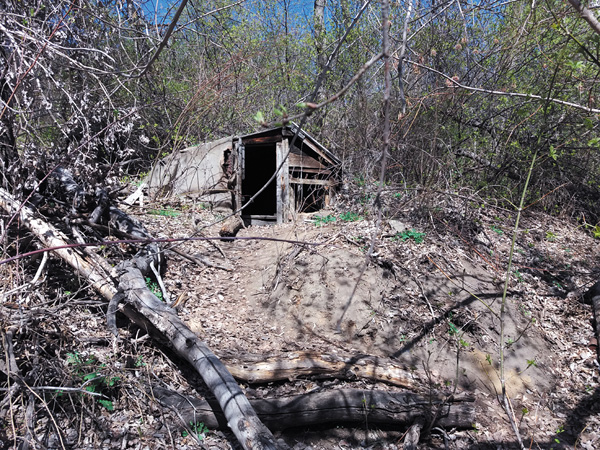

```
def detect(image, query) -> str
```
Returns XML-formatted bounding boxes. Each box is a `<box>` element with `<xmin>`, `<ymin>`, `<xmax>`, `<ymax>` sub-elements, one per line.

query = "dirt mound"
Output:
<box><xmin>132</xmin><ymin>199</ymin><xmax>600</xmax><ymax>448</ymax></box>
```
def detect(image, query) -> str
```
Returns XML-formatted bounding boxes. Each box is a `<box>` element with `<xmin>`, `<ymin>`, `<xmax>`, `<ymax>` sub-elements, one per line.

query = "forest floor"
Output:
<box><xmin>2</xmin><ymin>186</ymin><xmax>600</xmax><ymax>449</ymax></box>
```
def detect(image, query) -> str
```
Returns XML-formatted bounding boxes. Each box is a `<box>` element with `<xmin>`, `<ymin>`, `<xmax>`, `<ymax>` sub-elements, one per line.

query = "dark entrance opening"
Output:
<box><xmin>294</xmin><ymin>183</ymin><xmax>327</xmax><ymax>212</ymax></box>
<box><xmin>241</xmin><ymin>144</ymin><xmax>277</xmax><ymax>217</ymax></box>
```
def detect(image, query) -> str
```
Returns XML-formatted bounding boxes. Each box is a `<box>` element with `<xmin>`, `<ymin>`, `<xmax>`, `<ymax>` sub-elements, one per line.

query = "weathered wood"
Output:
<box><xmin>219</xmin><ymin>215</ymin><xmax>244</xmax><ymax>239</ymax></box>
<box><xmin>288</xmin><ymin>152</ymin><xmax>327</xmax><ymax>170</ymax></box>
<box><xmin>0</xmin><ymin>187</ymin><xmax>279</xmax><ymax>450</ymax></box>
<box><xmin>403</xmin><ymin>417</ymin><xmax>425</xmax><ymax>450</ymax></box>
<box><xmin>217</xmin><ymin>351</ymin><xmax>420</xmax><ymax>388</ymax></box>
<box><xmin>289</xmin><ymin>177</ymin><xmax>335</xmax><ymax>186</ymax></box>
<box><xmin>152</xmin><ymin>387</ymin><xmax>476</xmax><ymax>431</ymax></box>
<box><xmin>593</xmin><ymin>295</ymin><xmax>600</xmax><ymax>363</ymax></box>
<box><xmin>114</xmin><ymin>264</ymin><xmax>279</xmax><ymax>449</ymax></box>
<box><xmin>0</xmin><ymin>187</ymin><xmax>117</xmax><ymax>301</ymax></box>
<box><xmin>276</xmin><ymin>140</ymin><xmax>290</xmax><ymax>224</ymax></box>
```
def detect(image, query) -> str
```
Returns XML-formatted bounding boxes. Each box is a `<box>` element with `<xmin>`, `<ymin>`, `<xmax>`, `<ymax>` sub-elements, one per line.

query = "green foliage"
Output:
<box><xmin>448</xmin><ymin>321</ymin><xmax>459</xmax><ymax>336</ymax></box>
<box><xmin>393</xmin><ymin>229</ymin><xmax>426</xmax><ymax>244</ymax></box>
<box><xmin>313</xmin><ymin>215</ymin><xmax>336</xmax><ymax>226</ymax></box>
<box><xmin>66</xmin><ymin>352</ymin><xmax>119</xmax><ymax>411</ymax></box>
<box><xmin>513</xmin><ymin>270</ymin><xmax>523</xmax><ymax>283</ymax></box>
<box><xmin>338</xmin><ymin>211</ymin><xmax>362</xmax><ymax>222</ymax></box>
<box><xmin>491</xmin><ymin>225</ymin><xmax>503</xmax><ymax>235</ymax></box>
<box><xmin>354</xmin><ymin>175</ymin><xmax>367</xmax><ymax>187</ymax></box>
<box><xmin>545</xmin><ymin>231</ymin><xmax>557</xmax><ymax>241</ymax></box>
<box><xmin>145</xmin><ymin>277</ymin><xmax>163</xmax><ymax>301</ymax></box>
<box><xmin>148</xmin><ymin>209</ymin><xmax>180</xmax><ymax>218</ymax></box>
<box><xmin>182</xmin><ymin>421</ymin><xmax>209</xmax><ymax>440</ymax></box>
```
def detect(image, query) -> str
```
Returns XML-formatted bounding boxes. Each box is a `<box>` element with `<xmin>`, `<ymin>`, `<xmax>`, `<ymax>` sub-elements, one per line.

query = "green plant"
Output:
<box><xmin>526</xmin><ymin>358</ymin><xmax>537</xmax><ymax>368</ymax></box>
<box><xmin>592</xmin><ymin>224</ymin><xmax>600</xmax><ymax>238</ymax></box>
<box><xmin>338</xmin><ymin>211</ymin><xmax>362</xmax><ymax>222</ymax></box>
<box><xmin>313</xmin><ymin>215</ymin><xmax>336</xmax><ymax>226</ymax></box>
<box><xmin>491</xmin><ymin>225</ymin><xmax>503</xmax><ymax>235</ymax></box>
<box><xmin>545</xmin><ymin>231</ymin><xmax>556</xmax><ymax>241</ymax></box>
<box><xmin>393</xmin><ymin>192</ymin><xmax>402</xmax><ymax>199</ymax></box>
<box><xmin>182</xmin><ymin>421</ymin><xmax>209</xmax><ymax>440</ymax></box>
<box><xmin>354</xmin><ymin>175</ymin><xmax>366</xmax><ymax>186</ymax></box>
<box><xmin>554</xmin><ymin>425</ymin><xmax>565</xmax><ymax>444</ymax></box>
<box><xmin>148</xmin><ymin>208</ymin><xmax>180</xmax><ymax>218</ymax></box>
<box><xmin>66</xmin><ymin>352</ymin><xmax>119</xmax><ymax>411</ymax></box>
<box><xmin>448</xmin><ymin>321</ymin><xmax>459</xmax><ymax>336</ymax></box>
<box><xmin>145</xmin><ymin>277</ymin><xmax>163</xmax><ymax>301</ymax></box>
<box><xmin>513</xmin><ymin>270</ymin><xmax>523</xmax><ymax>283</ymax></box>
<box><xmin>393</xmin><ymin>229</ymin><xmax>426</xmax><ymax>244</ymax></box>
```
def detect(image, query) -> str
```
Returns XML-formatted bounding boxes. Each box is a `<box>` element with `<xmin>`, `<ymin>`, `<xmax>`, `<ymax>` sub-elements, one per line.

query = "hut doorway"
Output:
<box><xmin>241</xmin><ymin>143</ymin><xmax>277</xmax><ymax>220</ymax></box>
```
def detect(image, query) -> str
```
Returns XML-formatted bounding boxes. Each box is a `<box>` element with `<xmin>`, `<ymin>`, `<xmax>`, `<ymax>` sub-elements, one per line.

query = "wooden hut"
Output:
<box><xmin>147</xmin><ymin>123</ymin><xmax>341</xmax><ymax>224</ymax></box>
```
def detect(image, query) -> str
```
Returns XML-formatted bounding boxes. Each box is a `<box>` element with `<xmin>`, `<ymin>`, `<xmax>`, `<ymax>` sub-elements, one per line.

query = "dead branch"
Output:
<box><xmin>217</xmin><ymin>351</ymin><xmax>420</xmax><ymax>388</ymax></box>
<box><xmin>151</xmin><ymin>386</ymin><xmax>476</xmax><ymax>431</ymax></box>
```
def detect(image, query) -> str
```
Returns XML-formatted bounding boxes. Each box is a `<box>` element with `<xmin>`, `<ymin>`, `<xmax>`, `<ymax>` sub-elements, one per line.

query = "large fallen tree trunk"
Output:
<box><xmin>152</xmin><ymin>386</ymin><xmax>476</xmax><ymax>431</ymax></box>
<box><xmin>217</xmin><ymin>350</ymin><xmax>421</xmax><ymax>388</ymax></box>
<box><xmin>0</xmin><ymin>186</ymin><xmax>279</xmax><ymax>450</ymax></box>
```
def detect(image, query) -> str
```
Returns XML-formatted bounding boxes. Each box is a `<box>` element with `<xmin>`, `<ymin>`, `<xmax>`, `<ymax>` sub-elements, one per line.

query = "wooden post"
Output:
<box><xmin>276</xmin><ymin>139</ymin><xmax>290</xmax><ymax>223</ymax></box>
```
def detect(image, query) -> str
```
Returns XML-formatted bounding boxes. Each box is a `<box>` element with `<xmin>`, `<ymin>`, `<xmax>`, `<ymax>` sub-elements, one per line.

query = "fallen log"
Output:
<box><xmin>583</xmin><ymin>282</ymin><xmax>600</xmax><ymax>363</ymax></box>
<box><xmin>0</xmin><ymin>186</ymin><xmax>279</xmax><ymax>450</ymax></box>
<box><xmin>113</xmin><ymin>263</ymin><xmax>279</xmax><ymax>449</ymax></box>
<box><xmin>152</xmin><ymin>386</ymin><xmax>476</xmax><ymax>431</ymax></box>
<box><xmin>219</xmin><ymin>214</ymin><xmax>244</xmax><ymax>239</ymax></box>
<box><xmin>217</xmin><ymin>351</ymin><xmax>421</xmax><ymax>388</ymax></box>
<box><xmin>593</xmin><ymin>295</ymin><xmax>600</xmax><ymax>363</ymax></box>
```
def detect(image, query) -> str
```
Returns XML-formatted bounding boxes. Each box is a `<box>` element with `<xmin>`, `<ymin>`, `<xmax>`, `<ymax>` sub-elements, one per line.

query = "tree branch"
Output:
<box><xmin>406</xmin><ymin>59</ymin><xmax>600</xmax><ymax>114</ymax></box>
<box><xmin>567</xmin><ymin>0</ymin><xmax>600</xmax><ymax>36</ymax></box>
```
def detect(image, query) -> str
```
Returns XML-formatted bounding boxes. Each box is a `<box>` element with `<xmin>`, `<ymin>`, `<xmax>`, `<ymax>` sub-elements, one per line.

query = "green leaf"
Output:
<box><xmin>253</xmin><ymin>111</ymin><xmax>264</xmax><ymax>124</ymax></box>
<box><xmin>583</xmin><ymin>117</ymin><xmax>593</xmax><ymax>130</ymax></box>
<box><xmin>588</xmin><ymin>137</ymin><xmax>600</xmax><ymax>147</ymax></box>
<box><xmin>98</xmin><ymin>399</ymin><xmax>114</xmax><ymax>411</ymax></box>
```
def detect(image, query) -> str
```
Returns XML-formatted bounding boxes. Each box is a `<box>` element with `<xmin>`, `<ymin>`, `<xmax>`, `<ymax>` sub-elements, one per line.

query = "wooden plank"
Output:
<box><xmin>234</xmin><ymin>139</ymin><xmax>243</xmax><ymax>210</ymax></box>
<box><xmin>300</xmin><ymin>138</ymin><xmax>335</xmax><ymax>165</ymax></box>
<box><xmin>242</xmin><ymin>215</ymin><xmax>277</xmax><ymax>220</ymax></box>
<box><xmin>290</xmin><ymin>177</ymin><xmax>335</xmax><ymax>186</ymax></box>
<box><xmin>290</xmin><ymin>167</ymin><xmax>332</xmax><ymax>175</ymax></box>
<box><xmin>281</xmin><ymin>139</ymin><xmax>291</xmax><ymax>221</ymax></box>
<box><xmin>288</xmin><ymin>152</ymin><xmax>326</xmax><ymax>170</ymax></box>
<box><xmin>276</xmin><ymin>140</ymin><xmax>290</xmax><ymax>223</ymax></box>
<box><xmin>242</xmin><ymin>135</ymin><xmax>282</xmax><ymax>145</ymax></box>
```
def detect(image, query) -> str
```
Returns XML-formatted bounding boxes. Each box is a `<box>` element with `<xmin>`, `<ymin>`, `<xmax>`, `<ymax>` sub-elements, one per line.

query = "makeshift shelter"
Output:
<box><xmin>147</xmin><ymin>123</ymin><xmax>341</xmax><ymax>224</ymax></box>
